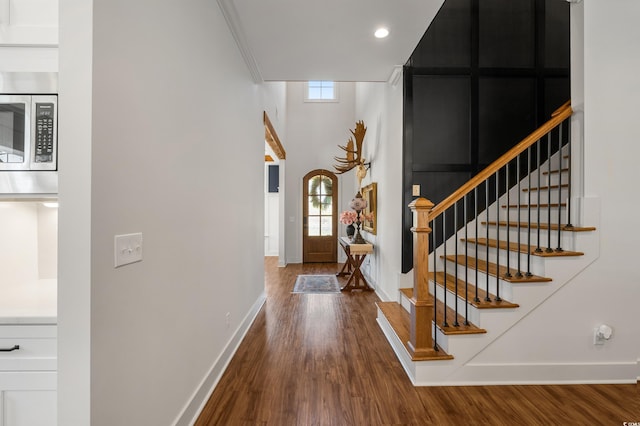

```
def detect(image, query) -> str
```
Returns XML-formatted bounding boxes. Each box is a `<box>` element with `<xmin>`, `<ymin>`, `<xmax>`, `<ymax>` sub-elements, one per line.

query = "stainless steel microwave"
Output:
<box><xmin>0</xmin><ymin>94</ymin><xmax>58</xmax><ymax>171</ymax></box>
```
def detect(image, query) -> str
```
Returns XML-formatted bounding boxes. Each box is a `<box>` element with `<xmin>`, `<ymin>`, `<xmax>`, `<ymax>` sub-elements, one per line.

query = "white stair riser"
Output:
<box><xmin>434</xmin><ymin>259</ymin><xmax>516</xmax><ymax>302</ymax></box>
<box><xmin>502</xmin><ymin>206</ymin><xmax>566</xmax><ymax>223</ymax></box>
<box><xmin>431</xmin><ymin>281</ymin><xmax>482</xmax><ymax>325</ymax></box>
<box><xmin>517</xmin><ymin>188</ymin><xmax>568</xmax><ymax>205</ymax></box>
<box><xmin>482</xmin><ymin>226</ymin><xmax>577</xmax><ymax>251</ymax></box>
<box><xmin>461</xmin><ymin>244</ymin><xmax>547</xmax><ymax>277</ymax></box>
<box><xmin>544</xmin><ymin>171</ymin><xmax>570</xmax><ymax>187</ymax></box>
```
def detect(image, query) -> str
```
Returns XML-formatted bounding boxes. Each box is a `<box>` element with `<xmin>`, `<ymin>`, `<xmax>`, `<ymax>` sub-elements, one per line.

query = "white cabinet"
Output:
<box><xmin>0</xmin><ymin>325</ymin><xmax>56</xmax><ymax>426</ymax></box>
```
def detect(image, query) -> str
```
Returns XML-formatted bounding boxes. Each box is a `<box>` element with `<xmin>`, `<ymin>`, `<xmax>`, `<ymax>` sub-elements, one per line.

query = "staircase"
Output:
<box><xmin>376</xmin><ymin>102</ymin><xmax>600</xmax><ymax>385</ymax></box>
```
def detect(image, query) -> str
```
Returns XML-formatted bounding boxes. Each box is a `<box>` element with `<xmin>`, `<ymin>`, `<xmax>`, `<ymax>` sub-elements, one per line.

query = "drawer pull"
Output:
<box><xmin>0</xmin><ymin>345</ymin><xmax>20</xmax><ymax>352</ymax></box>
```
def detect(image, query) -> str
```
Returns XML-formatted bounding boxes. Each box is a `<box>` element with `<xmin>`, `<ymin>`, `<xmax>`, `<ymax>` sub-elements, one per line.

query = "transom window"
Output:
<box><xmin>305</xmin><ymin>81</ymin><xmax>338</xmax><ymax>102</ymax></box>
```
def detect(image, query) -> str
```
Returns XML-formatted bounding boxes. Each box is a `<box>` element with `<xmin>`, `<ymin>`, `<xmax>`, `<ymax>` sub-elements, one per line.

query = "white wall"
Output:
<box><xmin>580</xmin><ymin>0</ymin><xmax>640</xmax><ymax>368</ymax></box>
<box><xmin>284</xmin><ymin>82</ymin><xmax>356</xmax><ymax>264</ymax></box>
<box><xmin>355</xmin><ymin>75</ymin><xmax>404</xmax><ymax>299</ymax></box>
<box><xmin>59</xmin><ymin>0</ymin><xmax>283</xmax><ymax>424</ymax></box>
<box><xmin>0</xmin><ymin>202</ymin><xmax>38</xmax><ymax>283</ymax></box>
<box><xmin>58</xmin><ymin>0</ymin><xmax>92</xmax><ymax>423</ymax></box>
<box><xmin>36</xmin><ymin>203</ymin><xmax>57</xmax><ymax>279</ymax></box>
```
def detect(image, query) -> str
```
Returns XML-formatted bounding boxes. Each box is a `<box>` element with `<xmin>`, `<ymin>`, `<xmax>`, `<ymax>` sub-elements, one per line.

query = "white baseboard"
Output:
<box><xmin>412</xmin><ymin>361</ymin><xmax>638</xmax><ymax>386</ymax></box>
<box><xmin>172</xmin><ymin>292</ymin><xmax>267</xmax><ymax>426</ymax></box>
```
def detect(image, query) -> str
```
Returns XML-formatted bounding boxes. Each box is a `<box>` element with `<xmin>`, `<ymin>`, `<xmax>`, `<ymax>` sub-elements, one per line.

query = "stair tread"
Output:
<box><xmin>463</xmin><ymin>237</ymin><xmax>584</xmax><ymax>257</ymax></box>
<box><xmin>484</xmin><ymin>221</ymin><xmax>596</xmax><ymax>232</ymax></box>
<box><xmin>502</xmin><ymin>203</ymin><xmax>566</xmax><ymax>208</ymax></box>
<box><xmin>522</xmin><ymin>183</ymin><xmax>569</xmax><ymax>192</ymax></box>
<box><xmin>399</xmin><ymin>289</ymin><xmax>486</xmax><ymax>335</ymax></box>
<box><xmin>431</xmin><ymin>271</ymin><xmax>519</xmax><ymax>309</ymax></box>
<box><xmin>441</xmin><ymin>255</ymin><xmax>552</xmax><ymax>283</ymax></box>
<box><xmin>376</xmin><ymin>301</ymin><xmax>453</xmax><ymax>361</ymax></box>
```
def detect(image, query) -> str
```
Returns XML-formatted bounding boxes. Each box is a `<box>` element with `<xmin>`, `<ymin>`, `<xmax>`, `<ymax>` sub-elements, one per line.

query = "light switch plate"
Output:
<box><xmin>114</xmin><ymin>233</ymin><xmax>143</xmax><ymax>268</ymax></box>
<box><xmin>412</xmin><ymin>184</ymin><xmax>420</xmax><ymax>196</ymax></box>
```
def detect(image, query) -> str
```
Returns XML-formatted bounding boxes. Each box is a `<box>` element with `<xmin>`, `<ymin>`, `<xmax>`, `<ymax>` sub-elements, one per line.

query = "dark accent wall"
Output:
<box><xmin>402</xmin><ymin>0</ymin><xmax>569</xmax><ymax>273</ymax></box>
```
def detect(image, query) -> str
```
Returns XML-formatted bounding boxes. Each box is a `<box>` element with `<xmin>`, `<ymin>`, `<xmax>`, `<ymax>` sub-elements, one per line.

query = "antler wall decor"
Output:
<box><xmin>334</xmin><ymin>120</ymin><xmax>369</xmax><ymax>188</ymax></box>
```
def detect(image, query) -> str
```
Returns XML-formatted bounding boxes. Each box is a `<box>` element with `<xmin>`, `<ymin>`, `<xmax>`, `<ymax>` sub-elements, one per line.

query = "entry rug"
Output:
<box><xmin>292</xmin><ymin>275</ymin><xmax>340</xmax><ymax>294</ymax></box>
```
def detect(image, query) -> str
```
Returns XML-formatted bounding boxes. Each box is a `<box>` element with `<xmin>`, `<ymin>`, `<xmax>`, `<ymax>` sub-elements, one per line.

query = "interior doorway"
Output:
<box><xmin>302</xmin><ymin>169</ymin><xmax>338</xmax><ymax>263</ymax></box>
<box><xmin>264</xmin><ymin>111</ymin><xmax>286</xmax><ymax>266</ymax></box>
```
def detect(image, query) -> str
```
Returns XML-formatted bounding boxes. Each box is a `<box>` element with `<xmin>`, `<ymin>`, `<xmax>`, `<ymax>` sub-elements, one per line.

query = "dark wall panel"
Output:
<box><xmin>544</xmin><ymin>78</ymin><xmax>571</xmax><ymax>118</ymax></box>
<box><xmin>479</xmin><ymin>0</ymin><xmax>535</xmax><ymax>68</ymax></box>
<box><xmin>545</xmin><ymin>0</ymin><xmax>570</xmax><ymax>68</ymax></box>
<box><xmin>478</xmin><ymin>77</ymin><xmax>535</xmax><ymax>164</ymax></box>
<box><xmin>411</xmin><ymin>0</ymin><xmax>471</xmax><ymax>68</ymax></box>
<box><xmin>413</xmin><ymin>76</ymin><xmax>471</xmax><ymax>165</ymax></box>
<box><xmin>414</xmin><ymin>171</ymin><xmax>473</xmax><ymax>207</ymax></box>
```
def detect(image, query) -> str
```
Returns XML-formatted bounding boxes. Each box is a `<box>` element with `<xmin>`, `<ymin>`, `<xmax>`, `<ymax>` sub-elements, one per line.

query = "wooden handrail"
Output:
<box><xmin>430</xmin><ymin>102</ymin><xmax>572</xmax><ymax>219</ymax></box>
<box><xmin>551</xmin><ymin>100</ymin><xmax>571</xmax><ymax>117</ymax></box>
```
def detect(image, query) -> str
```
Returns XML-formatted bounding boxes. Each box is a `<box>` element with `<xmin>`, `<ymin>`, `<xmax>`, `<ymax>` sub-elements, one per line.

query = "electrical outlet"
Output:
<box><xmin>114</xmin><ymin>233</ymin><xmax>143</xmax><ymax>268</ymax></box>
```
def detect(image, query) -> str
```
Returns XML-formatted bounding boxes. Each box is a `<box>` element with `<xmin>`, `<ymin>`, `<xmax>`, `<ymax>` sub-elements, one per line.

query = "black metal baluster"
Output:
<box><xmin>556</xmin><ymin>122</ymin><xmax>564</xmax><ymax>252</ymax></box>
<box><xmin>474</xmin><ymin>187</ymin><xmax>480</xmax><ymax>303</ymax></box>
<box><xmin>453</xmin><ymin>202</ymin><xmax>460</xmax><ymax>327</ymax></box>
<box><xmin>566</xmin><ymin>117</ymin><xmax>574</xmax><ymax>229</ymax></box>
<box><xmin>433</xmin><ymin>217</ymin><xmax>438</xmax><ymax>351</ymax></box>
<box><xmin>546</xmin><ymin>133</ymin><xmax>553</xmax><ymax>253</ymax></box>
<box><xmin>495</xmin><ymin>171</ymin><xmax>502</xmax><ymax>301</ymax></box>
<box><xmin>442</xmin><ymin>212</ymin><xmax>449</xmax><ymax>328</ymax></box>
<box><xmin>505</xmin><ymin>162</ymin><xmax>512</xmax><ymax>278</ymax></box>
<box><xmin>516</xmin><ymin>153</ymin><xmax>523</xmax><ymax>277</ymax></box>
<box><xmin>526</xmin><ymin>146</ymin><xmax>533</xmax><ymax>277</ymax></box>
<box><xmin>535</xmin><ymin>140</ymin><xmax>543</xmax><ymax>253</ymax></box>
<box><xmin>485</xmin><ymin>179</ymin><xmax>491</xmax><ymax>302</ymax></box>
<box><xmin>464</xmin><ymin>194</ymin><xmax>469</xmax><ymax>325</ymax></box>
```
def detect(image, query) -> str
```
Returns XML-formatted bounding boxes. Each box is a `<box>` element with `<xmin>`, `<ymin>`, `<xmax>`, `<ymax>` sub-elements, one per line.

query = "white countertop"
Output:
<box><xmin>0</xmin><ymin>279</ymin><xmax>57</xmax><ymax>324</ymax></box>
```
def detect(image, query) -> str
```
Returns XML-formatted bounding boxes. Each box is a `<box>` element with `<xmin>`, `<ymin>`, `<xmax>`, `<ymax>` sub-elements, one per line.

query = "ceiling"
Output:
<box><xmin>218</xmin><ymin>0</ymin><xmax>444</xmax><ymax>82</ymax></box>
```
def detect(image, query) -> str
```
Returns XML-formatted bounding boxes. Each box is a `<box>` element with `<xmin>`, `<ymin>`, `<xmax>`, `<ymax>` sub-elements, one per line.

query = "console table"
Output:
<box><xmin>336</xmin><ymin>236</ymin><xmax>374</xmax><ymax>292</ymax></box>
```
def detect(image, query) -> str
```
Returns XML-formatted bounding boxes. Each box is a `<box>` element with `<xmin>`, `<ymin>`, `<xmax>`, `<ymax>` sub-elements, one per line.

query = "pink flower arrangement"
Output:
<box><xmin>340</xmin><ymin>210</ymin><xmax>373</xmax><ymax>225</ymax></box>
<box><xmin>339</xmin><ymin>210</ymin><xmax>358</xmax><ymax>225</ymax></box>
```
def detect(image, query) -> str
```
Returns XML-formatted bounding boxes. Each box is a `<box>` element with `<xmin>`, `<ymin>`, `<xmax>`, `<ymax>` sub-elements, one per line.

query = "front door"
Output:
<box><xmin>302</xmin><ymin>169</ymin><xmax>337</xmax><ymax>263</ymax></box>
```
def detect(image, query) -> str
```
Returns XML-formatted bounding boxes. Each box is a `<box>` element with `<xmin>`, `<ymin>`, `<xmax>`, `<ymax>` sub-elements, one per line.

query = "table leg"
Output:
<box><xmin>336</xmin><ymin>242</ymin><xmax>353</xmax><ymax>277</ymax></box>
<box><xmin>336</xmin><ymin>256</ymin><xmax>353</xmax><ymax>277</ymax></box>
<box><xmin>340</xmin><ymin>254</ymin><xmax>374</xmax><ymax>292</ymax></box>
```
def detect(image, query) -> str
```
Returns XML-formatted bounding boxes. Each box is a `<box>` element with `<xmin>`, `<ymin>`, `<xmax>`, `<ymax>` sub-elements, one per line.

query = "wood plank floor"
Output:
<box><xmin>195</xmin><ymin>257</ymin><xmax>639</xmax><ymax>425</ymax></box>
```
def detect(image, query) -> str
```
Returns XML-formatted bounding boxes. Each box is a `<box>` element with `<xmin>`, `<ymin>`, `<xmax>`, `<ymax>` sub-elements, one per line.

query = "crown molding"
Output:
<box><xmin>388</xmin><ymin>66</ymin><xmax>403</xmax><ymax>87</ymax></box>
<box><xmin>217</xmin><ymin>0</ymin><xmax>263</xmax><ymax>83</ymax></box>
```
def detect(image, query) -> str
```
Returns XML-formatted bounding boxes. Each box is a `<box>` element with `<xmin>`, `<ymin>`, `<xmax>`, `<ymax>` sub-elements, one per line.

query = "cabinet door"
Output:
<box><xmin>1</xmin><ymin>390</ymin><xmax>56</xmax><ymax>426</ymax></box>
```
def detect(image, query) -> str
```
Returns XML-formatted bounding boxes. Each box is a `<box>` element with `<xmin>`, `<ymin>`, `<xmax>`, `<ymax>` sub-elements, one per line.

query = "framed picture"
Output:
<box><xmin>361</xmin><ymin>182</ymin><xmax>377</xmax><ymax>234</ymax></box>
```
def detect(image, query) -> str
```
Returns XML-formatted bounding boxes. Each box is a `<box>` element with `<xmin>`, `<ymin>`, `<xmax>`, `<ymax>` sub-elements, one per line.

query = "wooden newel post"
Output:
<box><xmin>407</xmin><ymin>197</ymin><xmax>436</xmax><ymax>358</ymax></box>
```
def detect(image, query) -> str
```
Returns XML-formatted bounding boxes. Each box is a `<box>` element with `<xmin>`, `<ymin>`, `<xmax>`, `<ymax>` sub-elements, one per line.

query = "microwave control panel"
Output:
<box><xmin>34</xmin><ymin>102</ymin><xmax>55</xmax><ymax>163</ymax></box>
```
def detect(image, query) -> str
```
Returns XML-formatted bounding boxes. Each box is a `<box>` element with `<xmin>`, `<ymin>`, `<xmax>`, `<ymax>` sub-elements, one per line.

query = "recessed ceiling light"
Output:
<box><xmin>374</xmin><ymin>28</ymin><xmax>389</xmax><ymax>39</ymax></box>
